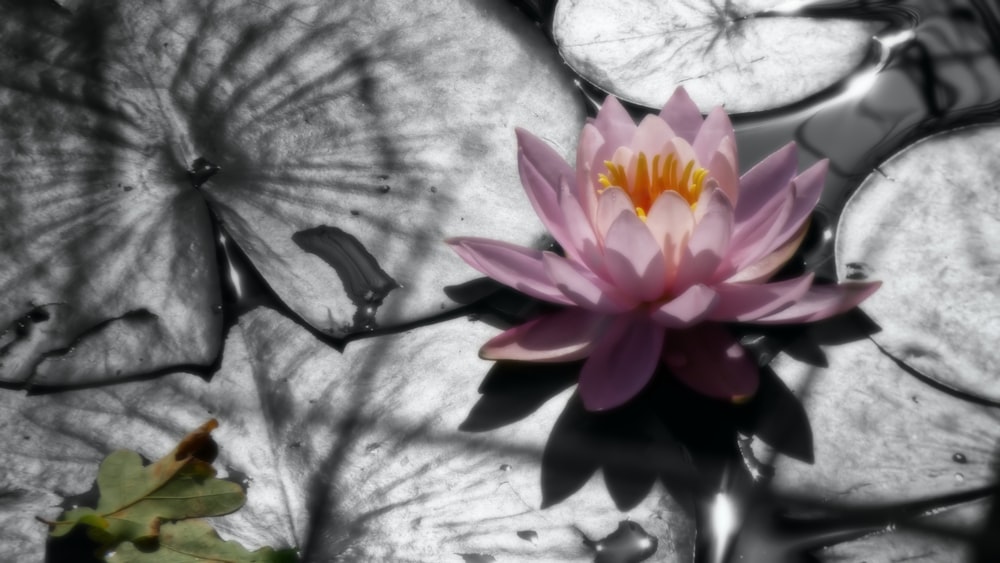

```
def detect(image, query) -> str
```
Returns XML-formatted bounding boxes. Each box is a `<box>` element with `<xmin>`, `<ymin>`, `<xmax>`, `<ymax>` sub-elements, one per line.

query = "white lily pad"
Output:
<box><xmin>0</xmin><ymin>308</ymin><xmax>694</xmax><ymax>561</ymax></box>
<box><xmin>0</xmin><ymin>0</ymin><xmax>584</xmax><ymax>386</ymax></box>
<box><xmin>754</xmin><ymin>334</ymin><xmax>1000</xmax><ymax>504</ymax></box>
<box><xmin>836</xmin><ymin>125</ymin><xmax>1000</xmax><ymax>402</ymax></box>
<box><xmin>553</xmin><ymin>0</ymin><xmax>880</xmax><ymax>112</ymax></box>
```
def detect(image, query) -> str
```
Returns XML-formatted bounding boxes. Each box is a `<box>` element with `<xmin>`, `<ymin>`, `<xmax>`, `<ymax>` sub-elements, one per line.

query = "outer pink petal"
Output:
<box><xmin>558</xmin><ymin>178</ymin><xmax>605</xmax><ymax>275</ymax></box>
<box><xmin>593</xmin><ymin>95</ymin><xmax>636</xmax><ymax>150</ymax></box>
<box><xmin>725</xmin><ymin>184</ymin><xmax>795</xmax><ymax>275</ymax></box>
<box><xmin>650</xmin><ymin>284</ymin><xmax>719</xmax><ymax>328</ymax></box>
<box><xmin>481</xmin><ymin>308</ymin><xmax>608</xmax><ymax>362</ymax></box>
<box><xmin>645</xmin><ymin>190</ymin><xmax>695</xmax><ymax>284</ymax></box>
<box><xmin>516</xmin><ymin>129</ymin><xmax>575</xmax><ymax>250</ymax></box>
<box><xmin>725</xmin><ymin>222</ymin><xmax>809</xmax><ymax>284</ymax></box>
<box><xmin>576</xmin><ymin>124</ymin><xmax>605</xmax><ymax>218</ymax></box>
<box><xmin>708</xmin><ymin>273</ymin><xmax>815</xmax><ymax>322</ymax></box>
<box><xmin>750</xmin><ymin>281</ymin><xmax>882</xmax><ymax>324</ymax></box>
<box><xmin>579</xmin><ymin>314</ymin><xmax>665</xmax><ymax>411</ymax></box>
<box><xmin>662</xmin><ymin>323</ymin><xmax>759</xmax><ymax>400</ymax></box>
<box><xmin>542</xmin><ymin>252</ymin><xmax>637</xmax><ymax>313</ymax></box>
<box><xmin>767</xmin><ymin>159</ymin><xmax>827</xmax><ymax>252</ymax></box>
<box><xmin>603</xmin><ymin>210</ymin><xmax>669</xmax><ymax>302</ymax></box>
<box><xmin>659</xmin><ymin>86</ymin><xmax>703</xmax><ymax>143</ymax></box>
<box><xmin>708</xmin><ymin>136</ymin><xmax>740</xmax><ymax>206</ymax></box>
<box><xmin>734</xmin><ymin>142</ymin><xmax>798</xmax><ymax>230</ymax></box>
<box><xmin>446</xmin><ymin>237</ymin><xmax>574</xmax><ymax>305</ymax></box>
<box><xmin>673</xmin><ymin>189</ymin><xmax>734</xmax><ymax>291</ymax></box>
<box><xmin>692</xmin><ymin>107</ymin><xmax>736</xmax><ymax>165</ymax></box>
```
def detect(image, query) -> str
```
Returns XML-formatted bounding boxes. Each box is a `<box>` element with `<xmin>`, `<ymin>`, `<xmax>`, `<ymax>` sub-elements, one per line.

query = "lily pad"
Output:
<box><xmin>0</xmin><ymin>308</ymin><xmax>694</xmax><ymax>561</ymax></box>
<box><xmin>0</xmin><ymin>0</ymin><xmax>584</xmax><ymax>386</ymax></box>
<box><xmin>753</xmin><ymin>332</ymin><xmax>1000</xmax><ymax>505</ymax></box>
<box><xmin>552</xmin><ymin>0</ymin><xmax>880</xmax><ymax>112</ymax></box>
<box><xmin>836</xmin><ymin>125</ymin><xmax>1000</xmax><ymax>403</ymax></box>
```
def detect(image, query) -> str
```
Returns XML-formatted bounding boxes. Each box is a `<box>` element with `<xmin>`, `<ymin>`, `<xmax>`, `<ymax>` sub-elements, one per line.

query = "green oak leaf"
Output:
<box><xmin>107</xmin><ymin>520</ymin><xmax>298</xmax><ymax>563</ymax></box>
<box><xmin>48</xmin><ymin>420</ymin><xmax>244</xmax><ymax>544</ymax></box>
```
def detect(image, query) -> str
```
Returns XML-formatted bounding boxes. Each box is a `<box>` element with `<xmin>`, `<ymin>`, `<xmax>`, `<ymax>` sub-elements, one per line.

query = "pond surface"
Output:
<box><xmin>1</xmin><ymin>0</ymin><xmax>999</xmax><ymax>561</ymax></box>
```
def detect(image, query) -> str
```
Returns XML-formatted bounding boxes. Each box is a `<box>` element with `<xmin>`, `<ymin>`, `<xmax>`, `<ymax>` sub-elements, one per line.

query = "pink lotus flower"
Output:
<box><xmin>447</xmin><ymin>88</ymin><xmax>880</xmax><ymax>411</ymax></box>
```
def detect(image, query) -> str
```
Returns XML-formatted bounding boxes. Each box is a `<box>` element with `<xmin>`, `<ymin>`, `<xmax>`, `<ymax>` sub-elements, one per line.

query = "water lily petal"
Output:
<box><xmin>576</xmin><ymin>123</ymin><xmax>605</xmax><ymax>217</ymax></box>
<box><xmin>631</xmin><ymin>114</ymin><xmax>676</xmax><ymax>157</ymax></box>
<box><xmin>692</xmin><ymin>106</ymin><xmax>735</xmax><ymax>165</ymax></box>
<box><xmin>725</xmin><ymin>222</ymin><xmax>809</xmax><ymax>284</ymax></box>
<box><xmin>558</xmin><ymin>178</ymin><xmax>605</xmax><ymax>275</ymax></box>
<box><xmin>595</xmin><ymin>186</ymin><xmax>635</xmax><ymax>239</ymax></box>
<box><xmin>446</xmin><ymin>237</ymin><xmax>573</xmax><ymax>305</ymax></box>
<box><xmin>662</xmin><ymin>323</ymin><xmax>759</xmax><ymax>401</ymax></box>
<box><xmin>673</xmin><ymin>189</ymin><xmax>733</xmax><ymax>291</ymax></box>
<box><xmin>709</xmin><ymin>273</ymin><xmax>815</xmax><ymax>322</ymax></box>
<box><xmin>516</xmin><ymin>128</ymin><xmax>575</xmax><ymax>244</ymax></box>
<box><xmin>708</xmin><ymin>136</ymin><xmax>740</xmax><ymax>205</ymax></box>
<box><xmin>603</xmin><ymin>210</ymin><xmax>669</xmax><ymax>301</ymax></box>
<box><xmin>579</xmin><ymin>314</ymin><xmax>665</xmax><ymax>411</ymax></box>
<box><xmin>725</xmin><ymin>183</ymin><xmax>795</xmax><ymax>274</ymax></box>
<box><xmin>645</xmin><ymin>190</ymin><xmax>695</xmax><ymax>282</ymax></box>
<box><xmin>593</xmin><ymin>95</ymin><xmax>636</xmax><ymax>150</ymax></box>
<box><xmin>769</xmin><ymin>159</ymin><xmax>828</xmax><ymax>251</ymax></box>
<box><xmin>480</xmin><ymin>308</ymin><xmax>607</xmax><ymax>362</ymax></box>
<box><xmin>734</xmin><ymin>142</ymin><xmax>798</xmax><ymax>230</ymax></box>
<box><xmin>650</xmin><ymin>284</ymin><xmax>718</xmax><ymax>328</ymax></box>
<box><xmin>542</xmin><ymin>252</ymin><xmax>637</xmax><ymax>313</ymax></box>
<box><xmin>751</xmin><ymin>281</ymin><xmax>882</xmax><ymax>324</ymax></box>
<box><xmin>659</xmin><ymin>86</ymin><xmax>703</xmax><ymax>143</ymax></box>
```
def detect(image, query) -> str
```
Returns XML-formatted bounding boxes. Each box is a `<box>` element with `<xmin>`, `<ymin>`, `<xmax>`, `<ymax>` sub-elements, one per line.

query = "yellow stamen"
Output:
<box><xmin>598</xmin><ymin>150</ymin><xmax>709</xmax><ymax>211</ymax></box>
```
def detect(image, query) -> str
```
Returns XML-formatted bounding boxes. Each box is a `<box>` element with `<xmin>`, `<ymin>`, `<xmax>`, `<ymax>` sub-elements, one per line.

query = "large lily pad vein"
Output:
<box><xmin>0</xmin><ymin>0</ymin><xmax>584</xmax><ymax>386</ymax></box>
<box><xmin>553</xmin><ymin>0</ymin><xmax>880</xmax><ymax>112</ymax></box>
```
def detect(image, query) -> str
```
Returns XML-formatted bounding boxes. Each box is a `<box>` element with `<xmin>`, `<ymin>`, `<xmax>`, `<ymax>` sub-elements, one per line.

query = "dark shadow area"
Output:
<box><xmin>460</xmin><ymin>360</ymin><xmax>579</xmax><ymax>432</ymax></box>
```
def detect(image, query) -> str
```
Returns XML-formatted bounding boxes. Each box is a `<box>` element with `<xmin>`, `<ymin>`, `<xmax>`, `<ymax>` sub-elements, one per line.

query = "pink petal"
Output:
<box><xmin>725</xmin><ymin>184</ymin><xmax>795</xmax><ymax>274</ymax></box>
<box><xmin>672</xmin><ymin>189</ymin><xmax>734</xmax><ymax>291</ymax></box>
<box><xmin>750</xmin><ymin>281</ymin><xmax>882</xmax><ymax>324</ymax></box>
<box><xmin>734</xmin><ymin>142</ymin><xmax>798</xmax><ymax>230</ymax></box>
<box><xmin>593</xmin><ymin>96</ymin><xmax>636</xmax><ymax>151</ymax></box>
<box><xmin>708</xmin><ymin>136</ymin><xmax>740</xmax><ymax>206</ymax></box>
<box><xmin>725</xmin><ymin>222</ymin><xmax>809</xmax><ymax>284</ymax></box>
<box><xmin>575</xmin><ymin>124</ymin><xmax>605</xmax><ymax>218</ymax></box>
<box><xmin>480</xmin><ymin>308</ymin><xmax>608</xmax><ymax>362</ymax></box>
<box><xmin>516</xmin><ymin>129</ymin><xmax>575</xmax><ymax>250</ymax></box>
<box><xmin>595</xmin><ymin>186</ymin><xmax>635</xmax><ymax>240</ymax></box>
<box><xmin>542</xmin><ymin>252</ymin><xmax>637</xmax><ymax>313</ymax></box>
<box><xmin>692</xmin><ymin>106</ymin><xmax>736</xmax><ymax>165</ymax></box>
<box><xmin>558</xmin><ymin>178</ymin><xmax>605</xmax><ymax>275</ymax></box>
<box><xmin>767</xmin><ymin>159</ymin><xmax>828</xmax><ymax>252</ymax></box>
<box><xmin>579</xmin><ymin>314</ymin><xmax>665</xmax><ymax>411</ymax></box>
<box><xmin>446</xmin><ymin>237</ymin><xmax>573</xmax><ymax>305</ymax></box>
<box><xmin>708</xmin><ymin>273</ymin><xmax>815</xmax><ymax>322</ymax></box>
<box><xmin>631</xmin><ymin>114</ymin><xmax>675</xmax><ymax>157</ymax></box>
<box><xmin>650</xmin><ymin>284</ymin><xmax>719</xmax><ymax>328</ymax></box>
<box><xmin>645</xmin><ymin>190</ymin><xmax>695</xmax><ymax>284</ymax></box>
<box><xmin>662</xmin><ymin>323</ymin><xmax>759</xmax><ymax>401</ymax></box>
<box><xmin>603</xmin><ymin>210</ymin><xmax>669</xmax><ymax>302</ymax></box>
<box><xmin>659</xmin><ymin>86</ymin><xmax>703</xmax><ymax>143</ymax></box>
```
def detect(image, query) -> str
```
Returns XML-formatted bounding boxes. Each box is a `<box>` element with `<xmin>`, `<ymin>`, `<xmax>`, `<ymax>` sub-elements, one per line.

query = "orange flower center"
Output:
<box><xmin>598</xmin><ymin>152</ymin><xmax>708</xmax><ymax>220</ymax></box>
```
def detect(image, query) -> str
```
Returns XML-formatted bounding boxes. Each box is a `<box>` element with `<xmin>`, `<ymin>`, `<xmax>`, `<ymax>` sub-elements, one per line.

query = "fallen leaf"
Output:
<box><xmin>553</xmin><ymin>0</ymin><xmax>879</xmax><ymax>112</ymax></box>
<box><xmin>107</xmin><ymin>519</ymin><xmax>297</xmax><ymax>563</ymax></box>
<box><xmin>47</xmin><ymin>420</ymin><xmax>244</xmax><ymax>545</ymax></box>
